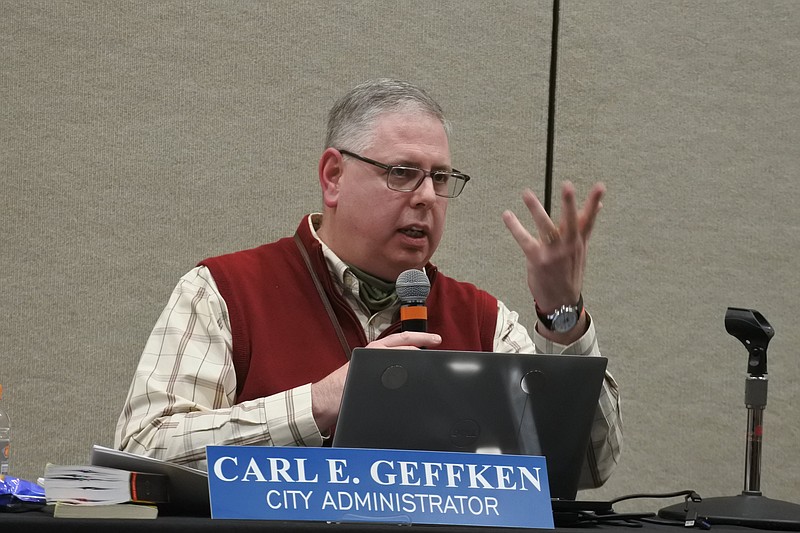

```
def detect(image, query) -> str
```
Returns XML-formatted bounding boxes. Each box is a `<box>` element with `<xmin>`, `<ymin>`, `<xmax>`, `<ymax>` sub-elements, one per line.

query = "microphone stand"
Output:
<box><xmin>659</xmin><ymin>308</ymin><xmax>800</xmax><ymax>529</ymax></box>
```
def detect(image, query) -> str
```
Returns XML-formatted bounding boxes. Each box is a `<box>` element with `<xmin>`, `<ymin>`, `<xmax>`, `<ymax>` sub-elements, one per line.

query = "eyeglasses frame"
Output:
<box><xmin>337</xmin><ymin>149</ymin><xmax>471</xmax><ymax>198</ymax></box>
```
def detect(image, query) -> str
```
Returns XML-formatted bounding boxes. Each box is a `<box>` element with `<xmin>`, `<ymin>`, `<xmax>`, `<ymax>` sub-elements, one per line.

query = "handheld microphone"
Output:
<box><xmin>396</xmin><ymin>269</ymin><xmax>430</xmax><ymax>332</ymax></box>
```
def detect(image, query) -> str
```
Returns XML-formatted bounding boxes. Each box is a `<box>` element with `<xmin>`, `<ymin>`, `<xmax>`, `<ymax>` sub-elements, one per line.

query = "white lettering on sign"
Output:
<box><xmin>321</xmin><ymin>490</ymin><xmax>500</xmax><ymax>516</ymax></box>
<box><xmin>265</xmin><ymin>489</ymin><xmax>313</xmax><ymax>510</ymax></box>
<box><xmin>326</xmin><ymin>458</ymin><xmax>350</xmax><ymax>483</ymax></box>
<box><xmin>211</xmin><ymin>454</ymin><xmax>542</xmax><ymax>492</ymax></box>
<box><xmin>369</xmin><ymin>460</ymin><xmax>541</xmax><ymax>491</ymax></box>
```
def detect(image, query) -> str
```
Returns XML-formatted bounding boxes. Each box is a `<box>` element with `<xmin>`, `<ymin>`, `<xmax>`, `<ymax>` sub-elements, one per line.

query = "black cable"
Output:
<box><xmin>544</xmin><ymin>0</ymin><xmax>560</xmax><ymax>216</ymax></box>
<box><xmin>609</xmin><ymin>489</ymin><xmax>702</xmax><ymax>506</ymax></box>
<box><xmin>567</xmin><ymin>490</ymin><xmax>707</xmax><ymax>529</ymax></box>
<box><xmin>577</xmin><ymin>511</ymin><xmax>657</xmax><ymax>523</ymax></box>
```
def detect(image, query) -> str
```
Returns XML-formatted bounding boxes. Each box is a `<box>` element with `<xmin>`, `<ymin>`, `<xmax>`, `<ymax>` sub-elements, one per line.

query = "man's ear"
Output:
<box><xmin>319</xmin><ymin>147</ymin><xmax>344</xmax><ymax>208</ymax></box>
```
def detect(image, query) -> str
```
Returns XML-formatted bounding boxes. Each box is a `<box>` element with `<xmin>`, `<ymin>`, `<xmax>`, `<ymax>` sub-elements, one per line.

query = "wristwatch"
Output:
<box><xmin>535</xmin><ymin>294</ymin><xmax>584</xmax><ymax>333</ymax></box>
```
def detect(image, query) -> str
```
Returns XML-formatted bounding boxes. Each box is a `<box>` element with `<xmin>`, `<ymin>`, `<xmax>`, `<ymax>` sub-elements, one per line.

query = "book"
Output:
<box><xmin>43</xmin><ymin>463</ymin><xmax>169</xmax><ymax>505</ymax></box>
<box><xmin>90</xmin><ymin>445</ymin><xmax>209</xmax><ymax>516</ymax></box>
<box><xmin>50</xmin><ymin>501</ymin><xmax>158</xmax><ymax>519</ymax></box>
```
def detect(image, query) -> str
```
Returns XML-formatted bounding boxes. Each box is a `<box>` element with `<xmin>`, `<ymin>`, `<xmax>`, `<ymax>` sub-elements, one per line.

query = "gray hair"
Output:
<box><xmin>325</xmin><ymin>78</ymin><xmax>451</xmax><ymax>153</ymax></box>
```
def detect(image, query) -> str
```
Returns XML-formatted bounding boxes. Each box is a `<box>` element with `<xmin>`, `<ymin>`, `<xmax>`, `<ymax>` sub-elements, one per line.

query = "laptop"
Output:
<box><xmin>332</xmin><ymin>348</ymin><xmax>608</xmax><ymax>502</ymax></box>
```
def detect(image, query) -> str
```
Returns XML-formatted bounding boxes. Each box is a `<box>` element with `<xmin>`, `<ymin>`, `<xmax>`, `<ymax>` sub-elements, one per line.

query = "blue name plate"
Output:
<box><xmin>206</xmin><ymin>445</ymin><xmax>553</xmax><ymax>529</ymax></box>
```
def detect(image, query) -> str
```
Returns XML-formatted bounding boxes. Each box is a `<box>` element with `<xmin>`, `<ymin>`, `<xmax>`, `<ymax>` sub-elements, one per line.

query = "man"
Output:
<box><xmin>115</xmin><ymin>79</ymin><xmax>621</xmax><ymax>489</ymax></box>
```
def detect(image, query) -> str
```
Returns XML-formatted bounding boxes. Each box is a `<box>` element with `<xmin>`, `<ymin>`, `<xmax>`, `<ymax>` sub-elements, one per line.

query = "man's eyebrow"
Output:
<box><xmin>392</xmin><ymin>158</ymin><xmax>453</xmax><ymax>172</ymax></box>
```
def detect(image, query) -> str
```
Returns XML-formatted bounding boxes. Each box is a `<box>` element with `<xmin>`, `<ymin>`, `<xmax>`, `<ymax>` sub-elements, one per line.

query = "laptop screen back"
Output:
<box><xmin>332</xmin><ymin>348</ymin><xmax>608</xmax><ymax>500</ymax></box>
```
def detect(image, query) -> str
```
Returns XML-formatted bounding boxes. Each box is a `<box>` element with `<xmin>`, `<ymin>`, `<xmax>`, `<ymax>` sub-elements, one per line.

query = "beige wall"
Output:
<box><xmin>2</xmin><ymin>0</ymin><xmax>797</xmax><ymax>509</ymax></box>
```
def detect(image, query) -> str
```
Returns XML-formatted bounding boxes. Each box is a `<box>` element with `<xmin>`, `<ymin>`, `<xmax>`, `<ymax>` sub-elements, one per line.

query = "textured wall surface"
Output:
<box><xmin>554</xmin><ymin>1</ymin><xmax>800</xmax><ymax>508</ymax></box>
<box><xmin>2</xmin><ymin>0</ymin><xmax>797</xmax><ymax>511</ymax></box>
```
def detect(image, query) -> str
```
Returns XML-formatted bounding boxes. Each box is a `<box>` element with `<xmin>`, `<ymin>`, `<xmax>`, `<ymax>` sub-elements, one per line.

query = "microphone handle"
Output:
<box><xmin>400</xmin><ymin>304</ymin><xmax>427</xmax><ymax>333</ymax></box>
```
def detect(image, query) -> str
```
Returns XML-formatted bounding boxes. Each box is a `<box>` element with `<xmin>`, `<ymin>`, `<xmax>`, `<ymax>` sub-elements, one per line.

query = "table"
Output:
<box><xmin>0</xmin><ymin>509</ymin><xmax>788</xmax><ymax>533</ymax></box>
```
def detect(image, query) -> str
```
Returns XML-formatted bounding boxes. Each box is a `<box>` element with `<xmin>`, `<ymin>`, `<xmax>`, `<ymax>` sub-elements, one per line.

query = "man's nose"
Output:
<box><xmin>410</xmin><ymin>175</ymin><xmax>438</xmax><ymax>205</ymax></box>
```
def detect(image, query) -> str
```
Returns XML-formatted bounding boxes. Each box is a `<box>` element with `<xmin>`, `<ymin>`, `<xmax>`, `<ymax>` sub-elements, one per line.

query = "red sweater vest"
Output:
<box><xmin>200</xmin><ymin>216</ymin><xmax>497</xmax><ymax>403</ymax></box>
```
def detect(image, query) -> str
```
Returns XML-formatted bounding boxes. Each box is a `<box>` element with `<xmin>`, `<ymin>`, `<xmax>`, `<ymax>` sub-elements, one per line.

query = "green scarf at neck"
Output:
<box><xmin>346</xmin><ymin>264</ymin><xmax>398</xmax><ymax>314</ymax></box>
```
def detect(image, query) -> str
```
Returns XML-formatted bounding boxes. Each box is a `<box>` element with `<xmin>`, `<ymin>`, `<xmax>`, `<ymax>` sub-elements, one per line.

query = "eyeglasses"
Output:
<box><xmin>338</xmin><ymin>149</ymin><xmax>471</xmax><ymax>198</ymax></box>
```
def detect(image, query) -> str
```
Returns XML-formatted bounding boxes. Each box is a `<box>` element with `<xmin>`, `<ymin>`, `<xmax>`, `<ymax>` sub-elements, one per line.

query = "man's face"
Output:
<box><xmin>323</xmin><ymin>111</ymin><xmax>451</xmax><ymax>282</ymax></box>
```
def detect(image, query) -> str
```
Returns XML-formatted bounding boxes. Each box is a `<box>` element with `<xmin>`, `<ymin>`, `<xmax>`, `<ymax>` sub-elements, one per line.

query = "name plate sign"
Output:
<box><xmin>206</xmin><ymin>445</ymin><xmax>553</xmax><ymax>529</ymax></box>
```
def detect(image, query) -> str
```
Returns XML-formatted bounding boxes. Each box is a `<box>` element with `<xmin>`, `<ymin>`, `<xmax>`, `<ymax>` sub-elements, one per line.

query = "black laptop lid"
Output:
<box><xmin>332</xmin><ymin>348</ymin><xmax>608</xmax><ymax>500</ymax></box>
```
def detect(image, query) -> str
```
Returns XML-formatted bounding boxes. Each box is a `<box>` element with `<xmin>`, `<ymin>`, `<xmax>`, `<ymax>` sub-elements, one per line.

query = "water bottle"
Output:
<box><xmin>0</xmin><ymin>384</ymin><xmax>10</xmax><ymax>475</ymax></box>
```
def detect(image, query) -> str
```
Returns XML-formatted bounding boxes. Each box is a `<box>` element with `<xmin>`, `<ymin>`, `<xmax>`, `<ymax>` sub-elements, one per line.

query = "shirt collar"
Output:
<box><xmin>308</xmin><ymin>213</ymin><xmax>354</xmax><ymax>295</ymax></box>
<box><xmin>308</xmin><ymin>213</ymin><xmax>437</xmax><ymax>296</ymax></box>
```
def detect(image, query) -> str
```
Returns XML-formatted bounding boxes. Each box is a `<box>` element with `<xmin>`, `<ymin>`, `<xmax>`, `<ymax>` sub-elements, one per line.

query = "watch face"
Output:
<box><xmin>552</xmin><ymin>311</ymin><xmax>578</xmax><ymax>333</ymax></box>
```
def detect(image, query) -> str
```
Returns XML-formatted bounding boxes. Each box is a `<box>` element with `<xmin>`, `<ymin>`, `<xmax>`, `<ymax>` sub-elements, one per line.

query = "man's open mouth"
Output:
<box><xmin>400</xmin><ymin>227</ymin><xmax>426</xmax><ymax>238</ymax></box>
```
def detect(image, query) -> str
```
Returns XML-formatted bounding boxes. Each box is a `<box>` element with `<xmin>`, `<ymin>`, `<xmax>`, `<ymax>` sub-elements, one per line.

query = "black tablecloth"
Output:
<box><xmin>0</xmin><ymin>510</ymin><xmax>787</xmax><ymax>533</ymax></box>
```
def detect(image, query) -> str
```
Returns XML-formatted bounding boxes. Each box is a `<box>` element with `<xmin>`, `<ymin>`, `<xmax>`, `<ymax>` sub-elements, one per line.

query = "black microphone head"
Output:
<box><xmin>396</xmin><ymin>269</ymin><xmax>430</xmax><ymax>305</ymax></box>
